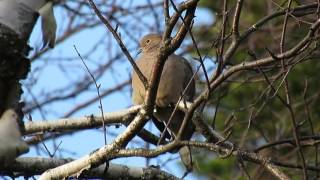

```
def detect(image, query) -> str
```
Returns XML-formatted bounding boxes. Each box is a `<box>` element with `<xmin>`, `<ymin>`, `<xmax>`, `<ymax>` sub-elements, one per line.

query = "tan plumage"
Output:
<box><xmin>132</xmin><ymin>34</ymin><xmax>195</xmax><ymax>171</ymax></box>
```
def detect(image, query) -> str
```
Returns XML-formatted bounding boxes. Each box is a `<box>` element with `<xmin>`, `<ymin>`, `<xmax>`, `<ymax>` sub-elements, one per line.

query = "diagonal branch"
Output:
<box><xmin>38</xmin><ymin>1</ymin><xmax>199</xmax><ymax>179</ymax></box>
<box><xmin>87</xmin><ymin>0</ymin><xmax>148</xmax><ymax>88</ymax></box>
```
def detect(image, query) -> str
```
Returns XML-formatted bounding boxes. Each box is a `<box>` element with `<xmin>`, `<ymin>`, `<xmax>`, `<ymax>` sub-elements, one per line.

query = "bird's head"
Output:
<box><xmin>139</xmin><ymin>34</ymin><xmax>162</xmax><ymax>53</ymax></box>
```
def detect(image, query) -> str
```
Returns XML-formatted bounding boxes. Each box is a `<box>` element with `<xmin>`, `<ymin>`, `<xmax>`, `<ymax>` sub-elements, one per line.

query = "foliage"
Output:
<box><xmin>192</xmin><ymin>0</ymin><xmax>320</xmax><ymax>179</ymax></box>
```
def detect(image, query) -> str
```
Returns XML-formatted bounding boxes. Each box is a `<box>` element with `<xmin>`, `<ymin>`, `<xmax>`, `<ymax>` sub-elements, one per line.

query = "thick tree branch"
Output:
<box><xmin>2</xmin><ymin>157</ymin><xmax>178</xmax><ymax>180</ymax></box>
<box><xmin>25</xmin><ymin>105</ymin><xmax>141</xmax><ymax>135</ymax></box>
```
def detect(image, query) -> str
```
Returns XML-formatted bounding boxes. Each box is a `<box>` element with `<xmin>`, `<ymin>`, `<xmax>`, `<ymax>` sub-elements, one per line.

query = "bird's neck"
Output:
<box><xmin>145</xmin><ymin>44</ymin><xmax>161</xmax><ymax>53</ymax></box>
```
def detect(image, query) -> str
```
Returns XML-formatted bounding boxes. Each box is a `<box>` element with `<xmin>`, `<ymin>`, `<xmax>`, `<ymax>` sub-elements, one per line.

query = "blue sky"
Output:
<box><xmin>22</xmin><ymin>1</ymin><xmax>215</xmax><ymax>179</ymax></box>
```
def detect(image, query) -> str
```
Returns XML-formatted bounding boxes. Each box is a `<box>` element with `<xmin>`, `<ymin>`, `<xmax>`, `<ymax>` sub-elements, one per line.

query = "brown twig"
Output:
<box><xmin>74</xmin><ymin>45</ymin><xmax>107</xmax><ymax>145</ymax></box>
<box><xmin>303</xmin><ymin>79</ymin><xmax>319</xmax><ymax>176</ymax></box>
<box><xmin>279</xmin><ymin>1</ymin><xmax>307</xmax><ymax>178</ymax></box>
<box><xmin>87</xmin><ymin>0</ymin><xmax>148</xmax><ymax>89</ymax></box>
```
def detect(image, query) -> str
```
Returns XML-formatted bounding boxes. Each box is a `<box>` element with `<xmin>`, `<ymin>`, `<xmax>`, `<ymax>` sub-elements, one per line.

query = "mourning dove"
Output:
<box><xmin>132</xmin><ymin>34</ymin><xmax>195</xmax><ymax>171</ymax></box>
<box><xmin>0</xmin><ymin>109</ymin><xmax>29</xmax><ymax>167</ymax></box>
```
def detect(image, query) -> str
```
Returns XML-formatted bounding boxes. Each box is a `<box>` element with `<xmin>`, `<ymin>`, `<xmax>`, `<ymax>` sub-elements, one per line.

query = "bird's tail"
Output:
<box><xmin>154</xmin><ymin>106</ymin><xmax>195</xmax><ymax>171</ymax></box>
<box><xmin>179</xmin><ymin>145</ymin><xmax>193</xmax><ymax>171</ymax></box>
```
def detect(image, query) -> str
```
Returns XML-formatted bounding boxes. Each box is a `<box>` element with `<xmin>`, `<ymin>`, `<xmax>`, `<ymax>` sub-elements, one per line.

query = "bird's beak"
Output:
<box><xmin>136</xmin><ymin>48</ymin><xmax>142</xmax><ymax>56</ymax></box>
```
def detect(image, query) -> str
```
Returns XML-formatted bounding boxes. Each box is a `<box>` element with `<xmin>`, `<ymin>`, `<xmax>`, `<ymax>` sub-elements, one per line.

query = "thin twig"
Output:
<box><xmin>302</xmin><ymin>79</ymin><xmax>318</xmax><ymax>176</ymax></box>
<box><xmin>87</xmin><ymin>0</ymin><xmax>148</xmax><ymax>89</ymax></box>
<box><xmin>169</xmin><ymin>0</ymin><xmax>210</xmax><ymax>91</ymax></box>
<box><xmin>279</xmin><ymin>1</ymin><xmax>307</xmax><ymax>178</ymax></box>
<box><xmin>255</xmin><ymin>135</ymin><xmax>320</xmax><ymax>152</ymax></box>
<box><xmin>73</xmin><ymin>45</ymin><xmax>107</xmax><ymax>145</ymax></box>
<box><xmin>211</xmin><ymin>0</ymin><xmax>229</xmax><ymax>81</ymax></box>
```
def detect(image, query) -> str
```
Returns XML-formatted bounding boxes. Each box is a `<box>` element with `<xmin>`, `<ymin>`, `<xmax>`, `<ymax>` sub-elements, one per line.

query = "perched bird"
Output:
<box><xmin>132</xmin><ymin>34</ymin><xmax>195</xmax><ymax>171</ymax></box>
<box><xmin>0</xmin><ymin>109</ymin><xmax>29</xmax><ymax>167</ymax></box>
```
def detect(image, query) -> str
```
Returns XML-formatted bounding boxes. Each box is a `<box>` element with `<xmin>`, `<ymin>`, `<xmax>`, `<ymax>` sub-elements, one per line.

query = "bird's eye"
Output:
<box><xmin>146</xmin><ymin>39</ymin><xmax>150</xmax><ymax>44</ymax></box>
